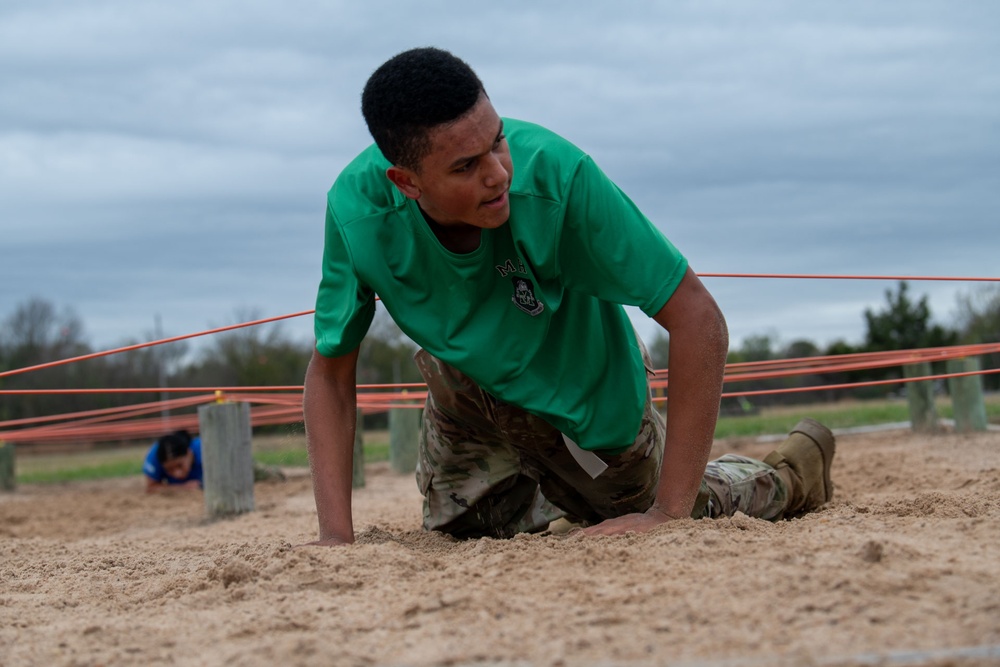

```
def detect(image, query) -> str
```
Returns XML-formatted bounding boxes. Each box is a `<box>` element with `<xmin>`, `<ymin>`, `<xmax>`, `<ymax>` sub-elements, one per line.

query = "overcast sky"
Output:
<box><xmin>2</xmin><ymin>1</ymin><xmax>997</xmax><ymax>357</ymax></box>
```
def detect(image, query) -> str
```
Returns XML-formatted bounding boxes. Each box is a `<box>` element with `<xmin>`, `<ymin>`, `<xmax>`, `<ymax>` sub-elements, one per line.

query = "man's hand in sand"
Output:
<box><xmin>580</xmin><ymin>506</ymin><xmax>680</xmax><ymax>537</ymax></box>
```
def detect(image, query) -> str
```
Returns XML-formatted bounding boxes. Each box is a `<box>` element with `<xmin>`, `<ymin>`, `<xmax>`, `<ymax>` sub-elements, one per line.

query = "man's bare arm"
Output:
<box><xmin>302</xmin><ymin>346</ymin><xmax>361</xmax><ymax>546</ymax></box>
<box><xmin>648</xmin><ymin>267</ymin><xmax>728</xmax><ymax>520</ymax></box>
<box><xmin>583</xmin><ymin>267</ymin><xmax>728</xmax><ymax>535</ymax></box>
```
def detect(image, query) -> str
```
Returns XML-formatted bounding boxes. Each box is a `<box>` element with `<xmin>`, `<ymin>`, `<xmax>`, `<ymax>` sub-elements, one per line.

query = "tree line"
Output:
<box><xmin>0</xmin><ymin>301</ymin><xmax>421</xmax><ymax>427</ymax></box>
<box><xmin>643</xmin><ymin>281</ymin><xmax>997</xmax><ymax>408</ymax></box>
<box><xmin>1</xmin><ymin>282</ymin><xmax>997</xmax><ymax>426</ymax></box>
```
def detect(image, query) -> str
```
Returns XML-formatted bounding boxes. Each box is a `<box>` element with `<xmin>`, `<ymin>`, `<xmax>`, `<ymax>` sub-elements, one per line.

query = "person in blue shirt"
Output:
<box><xmin>143</xmin><ymin>430</ymin><xmax>203</xmax><ymax>493</ymax></box>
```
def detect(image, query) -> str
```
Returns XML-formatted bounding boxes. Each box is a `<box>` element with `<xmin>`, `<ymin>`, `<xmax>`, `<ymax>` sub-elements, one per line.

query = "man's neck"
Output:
<box><xmin>420</xmin><ymin>208</ymin><xmax>482</xmax><ymax>254</ymax></box>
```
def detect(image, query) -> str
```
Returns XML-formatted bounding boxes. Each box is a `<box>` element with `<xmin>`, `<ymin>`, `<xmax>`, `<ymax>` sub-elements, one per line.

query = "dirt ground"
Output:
<box><xmin>2</xmin><ymin>428</ymin><xmax>1000</xmax><ymax>667</ymax></box>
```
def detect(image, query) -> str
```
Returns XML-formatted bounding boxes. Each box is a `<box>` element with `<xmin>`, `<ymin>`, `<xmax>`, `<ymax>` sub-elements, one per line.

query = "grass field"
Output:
<box><xmin>9</xmin><ymin>395</ymin><xmax>998</xmax><ymax>485</ymax></box>
<box><xmin>712</xmin><ymin>395</ymin><xmax>1000</xmax><ymax>437</ymax></box>
<box><xmin>12</xmin><ymin>431</ymin><xmax>391</xmax><ymax>485</ymax></box>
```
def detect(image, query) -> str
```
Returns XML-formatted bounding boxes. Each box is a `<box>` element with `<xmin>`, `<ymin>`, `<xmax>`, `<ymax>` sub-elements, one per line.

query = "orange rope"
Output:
<box><xmin>3</xmin><ymin>272</ymin><xmax>996</xmax><ymax>383</ymax></box>
<box><xmin>0</xmin><ymin>386</ymin><xmax>305</xmax><ymax>395</ymax></box>
<box><xmin>4</xmin><ymin>349</ymin><xmax>995</xmax><ymax>442</ymax></box>
<box><xmin>2</xmin><ymin>273</ymin><xmax>998</xmax><ymax>445</ymax></box>
<box><xmin>721</xmin><ymin>367</ymin><xmax>1000</xmax><ymax>400</ymax></box>
<box><xmin>718</xmin><ymin>343</ymin><xmax>1000</xmax><ymax>373</ymax></box>
<box><xmin>0</xmin><ymin>395</ymin><xmax>208</xmax><ymax>428</ymax></box>
<box><xmin>0</xmin><ymin>309</ymin><xmax>315</xmax><ymax>380</ymax></box>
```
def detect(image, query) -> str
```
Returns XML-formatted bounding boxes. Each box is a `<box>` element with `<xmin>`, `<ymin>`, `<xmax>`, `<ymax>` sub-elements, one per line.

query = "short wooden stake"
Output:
<box><xmin>947</xmin><ymin>357</ymin><xmax>988</xmax><ymax>433</ymax></box>
<box><xmin>903</xmin><ymin>362</ymin><xmax>939</xmax><ymax>433</ymax></box>
<box><xmin>0</xmin><ymin>441</ymin><xmax>15</xmax><ymax>492</ymax></box>
<box><xmin>353</xmin><ymin>407</ymin><xmax>365</xmax><ymax>488</ymax></box>
<box><xmin>198</xmin><ymin>401</ymin><xmax>255</xmax><ymax>517</ymax></box>
<box><xmin>389</xmin><ymin>396</ymin><xmax>420</xmax><ymax>474</ymax></box>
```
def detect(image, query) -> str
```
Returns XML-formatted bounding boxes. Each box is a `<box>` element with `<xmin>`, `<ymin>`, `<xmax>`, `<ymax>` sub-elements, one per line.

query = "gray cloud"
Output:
<box><xmin>1</xmin><ymin>0</ymin><xmax>997</xmax><ymax>353</ymax></box>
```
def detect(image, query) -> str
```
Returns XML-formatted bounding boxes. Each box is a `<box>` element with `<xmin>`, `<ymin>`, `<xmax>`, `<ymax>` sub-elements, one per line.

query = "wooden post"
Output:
<box><xmin>353</xmin><ymin>407</ymin><xmax>365</xmax><ymax>488</ymax></box>
<box><xmin>198</xmin><ymin>401</ymin><xmax>255</xmax><ymax>517</ymax></box>
<box><xmin>903</xmin><ymin>362</ymin><xmax>938</xmax><ymax>433</ymax></box>
<box><xmin>947</xmin><ymin>357</ymin><xmax>988</xmax><ymax>433</ymax></box>
<box><xmin>389</xmin><ymin>394</ymin><xmax>420</xmax><ymax>474</ymax></box>
<box><xmin>0</xmin><ymin>441</ymin><xmax>15</xmax><ymax>492</ymax></box>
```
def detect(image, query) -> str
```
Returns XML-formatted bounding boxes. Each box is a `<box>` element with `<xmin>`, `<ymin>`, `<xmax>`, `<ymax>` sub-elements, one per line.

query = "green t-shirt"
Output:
<box><xmin>315</xmin><ymin>119</ymin><xmax>688</xmax><ymax>451</ymax></box>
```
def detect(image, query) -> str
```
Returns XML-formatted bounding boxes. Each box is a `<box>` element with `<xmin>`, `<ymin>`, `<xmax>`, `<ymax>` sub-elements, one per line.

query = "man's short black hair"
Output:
<box><xmin>156</xmin><ymin>430</ymin><xmax>192</xmax><ymax>463</ymax></box>
<box><xmin>361</xmin><ymin>47</ymin><xmax>485</xmax><ymax>170</ymax></box>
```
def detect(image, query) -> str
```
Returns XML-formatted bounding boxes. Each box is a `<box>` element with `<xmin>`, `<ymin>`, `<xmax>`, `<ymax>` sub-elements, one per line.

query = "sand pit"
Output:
<box><xmin>2</xmin><ymin>428</ymin><xmax>1000</xmax><ymax>666</ymax></box>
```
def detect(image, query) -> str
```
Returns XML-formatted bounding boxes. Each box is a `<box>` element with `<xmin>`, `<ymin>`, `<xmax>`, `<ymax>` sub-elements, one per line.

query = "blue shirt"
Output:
<box><xmin>143</xmin><ymin>437</ymin><xmax>204</xmax><ymax>486</ymax></box>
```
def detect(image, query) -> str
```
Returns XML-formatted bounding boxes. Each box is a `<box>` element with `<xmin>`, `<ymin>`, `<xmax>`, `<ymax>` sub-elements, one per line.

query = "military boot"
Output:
<box><xmin>763</xmin><ymin>418</ymin><xmax>835</xmax><ymax>517</ymax></box>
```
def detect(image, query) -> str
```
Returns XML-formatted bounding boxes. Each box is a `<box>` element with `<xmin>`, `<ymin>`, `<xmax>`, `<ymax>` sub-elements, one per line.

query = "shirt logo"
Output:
<box><xmin>495</xmin><ymin>258</ymin><xmax>526</xmax><ymax>277</ymax></box>
<box><xmin>511</xmin><ymin>277</ymin><xmax>544</xmax><ymax>316</ymax></box>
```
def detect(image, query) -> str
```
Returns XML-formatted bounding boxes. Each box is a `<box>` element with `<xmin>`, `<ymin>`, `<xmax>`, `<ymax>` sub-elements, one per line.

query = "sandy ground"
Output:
<box><xmin>2</xmin><ymin>428</ymin><xmax>1000</xmax><ymax>667</ymax></box>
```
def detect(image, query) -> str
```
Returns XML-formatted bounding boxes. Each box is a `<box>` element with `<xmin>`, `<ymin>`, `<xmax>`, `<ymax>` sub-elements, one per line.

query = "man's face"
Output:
<box><xmin>391</xmin><ymin>94</ymin><xmax>513</xmax><ymax>230</ymax></box>
<box><xmin>163</xmin><ymin>450</ymin><xmax>194</xmax><ymax>480</ymax></box>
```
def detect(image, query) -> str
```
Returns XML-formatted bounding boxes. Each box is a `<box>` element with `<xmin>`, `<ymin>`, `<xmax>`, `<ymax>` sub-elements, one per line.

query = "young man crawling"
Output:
<box><xmin>302</xmin><ymin>47</ymin><xmax>834</xmax><ymax>546</ymax></box>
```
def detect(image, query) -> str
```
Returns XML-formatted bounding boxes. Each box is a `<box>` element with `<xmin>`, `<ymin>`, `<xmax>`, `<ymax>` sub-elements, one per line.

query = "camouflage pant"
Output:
<box><xmin>413</xmin><ymin>349</ymin><xmax>791</xmax><ymax>539</ymax></box>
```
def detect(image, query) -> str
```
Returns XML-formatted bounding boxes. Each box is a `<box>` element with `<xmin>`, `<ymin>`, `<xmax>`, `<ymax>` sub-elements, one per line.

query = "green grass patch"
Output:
<box><xmin>362</xmin><ymin>440</ymin><xmax>390</xmax><ymax>462</ymax></box>
<box><xmin>17</xmin><ymin>459</ymin><xmax>144</xmax><ymax>485</ymax></box>
<box><xmin>714</xmin><ymin>402</ymin><xmax>912</xmax><ymax>438</ymax></box>
<box><xmin>16</xmin><ymin>433</ymin><xmax>393</xmax><ymax>485</ymax></box>
<box><xmin>251</xmin><ymin>449</ymin><xmax>310</xmax><ymax>468</ymax></box>
<box><xmin>713</xmin><ymin>394</ymin><xmax>1000</xmax><ymax>439</ymax></box>
<box><xmin>251</xmin><ymin>439</ymin><xmax>390</xmax><ymax>468</ymax></box>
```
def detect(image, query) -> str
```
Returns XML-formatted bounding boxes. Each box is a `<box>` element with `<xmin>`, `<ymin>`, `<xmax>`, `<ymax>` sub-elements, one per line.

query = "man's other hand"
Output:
<box><xmin>579</xmin><ymin>506</ymin><xmax>680</xmax><ymax>537</ymax></box>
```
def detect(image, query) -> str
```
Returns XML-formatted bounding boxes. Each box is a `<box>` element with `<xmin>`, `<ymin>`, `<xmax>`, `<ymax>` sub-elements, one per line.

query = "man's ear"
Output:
<box><xmin>386</xmin><ymin>166</ymin><xmax>421</xmax><ymax>200</ymax></box>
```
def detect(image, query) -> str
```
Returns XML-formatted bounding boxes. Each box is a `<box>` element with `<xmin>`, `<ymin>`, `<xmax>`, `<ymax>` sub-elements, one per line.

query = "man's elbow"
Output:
<box><xmin>656</xmin><ymin>283</ymin><xmax>729</xmax><ymax>351</ymax></box>
<box><xmin>704</xmin><ymin>298</ymin><xmax>729</xmax><ymax>354</ymax></box>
